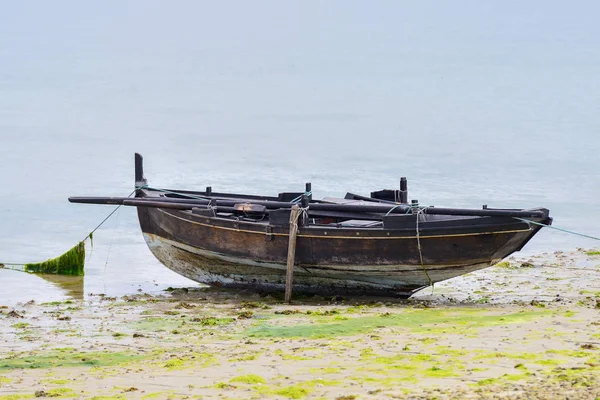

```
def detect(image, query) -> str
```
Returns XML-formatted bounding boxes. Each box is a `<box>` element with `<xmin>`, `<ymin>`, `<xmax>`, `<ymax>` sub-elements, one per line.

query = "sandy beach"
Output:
<box><xmin>1</xmin><ymin>249</ymin><xmax>600</xmax><ymax>400</ymax></box>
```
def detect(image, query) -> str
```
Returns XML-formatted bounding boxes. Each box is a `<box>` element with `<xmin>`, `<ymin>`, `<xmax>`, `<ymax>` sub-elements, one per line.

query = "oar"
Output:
<box><xmin>122</xmin><ymin>199</ymin><xmax>385</xmax><ymax>221</ymax></box>
<box><xmin>70</xmin><ymin>196</ymin><xmax>549</xmax><ymax>219</ymax></box>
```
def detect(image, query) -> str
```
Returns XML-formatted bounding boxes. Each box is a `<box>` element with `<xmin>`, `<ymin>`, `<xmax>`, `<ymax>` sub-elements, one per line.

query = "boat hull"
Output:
<box><xmin>137</xmin><ymin>204</ymin><xmax>546</xmax><ymax>297</ymax></box>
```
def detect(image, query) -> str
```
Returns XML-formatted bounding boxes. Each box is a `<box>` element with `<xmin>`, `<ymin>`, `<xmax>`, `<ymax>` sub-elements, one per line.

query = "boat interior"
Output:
<box><xmin>152</xmin><ymin>187</ymin><xmax>505</xmax><ymax>230</ymax></box>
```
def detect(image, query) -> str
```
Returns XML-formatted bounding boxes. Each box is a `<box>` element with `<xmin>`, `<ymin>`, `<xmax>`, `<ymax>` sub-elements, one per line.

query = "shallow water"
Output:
<box><xmin>1</xmin><ymin>2</ymin><xmax>600</xmax><ymax>305</ymax></box>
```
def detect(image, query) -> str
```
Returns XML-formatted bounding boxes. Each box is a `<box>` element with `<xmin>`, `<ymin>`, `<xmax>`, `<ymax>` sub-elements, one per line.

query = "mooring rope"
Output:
<box><xmin>384</xmin><ymin>203</ymin><xmax>429</xmax><ymax>216</ymax></box>
<box><xmin>515</xmin><ymin>218</ymin><xmax>600</xmax><ymax>241</ymax></box>
<box><xmin>83</xmin><ymin>188</ymin><xmax>137</xmax><ymax>241</ymax></box>
<box><xmin>138</xmin><ymin>186</ymin><xmax>211</xmax><ymax>200</ymax></box>
<box><xmin>299</xmin><ymin>206</ymin><xmax>310</xmax><ymax>223</ymax></box>
<box><xmin>291</xmin><ymin>191</ymin><xmax>312</xmax><ymax>204</ymax></box>
<box><xmin>414</xmin><ymin>207</ymin><xmax>434</xmax><ymax>290</ymax></box>
<box><xmin>383</xmin><ymin>203</ymin><xmax>434</xmax><ymax>289</ymax></box>
<box><xmin>384</xmin><ymin>204</ymin><xmax>403</xmax><ymax>216</ymax></box>
<box><xmin>0</xmin><ymin>188</ymin><xmax>137</xmax><ymax>272</ymax></box>
<box><xmin>289</xmin><ymin>205</ymin><xmax>310</xmax><ymax>229</ymax></box>
<box><xmin>292</xmin><ymin>206</ymin><xmax>312</xmax><ymax>275</ymax></box>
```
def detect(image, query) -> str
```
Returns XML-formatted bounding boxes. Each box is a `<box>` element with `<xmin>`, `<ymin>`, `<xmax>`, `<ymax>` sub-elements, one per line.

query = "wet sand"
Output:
<box><xmin>1</xmin><ymin>249</ymin><xmax>600</xmax><ymax>399</ymax></box>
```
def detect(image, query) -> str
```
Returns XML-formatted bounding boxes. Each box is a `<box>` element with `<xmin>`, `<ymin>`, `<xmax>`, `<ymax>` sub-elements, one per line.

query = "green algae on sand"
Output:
<box><xmin>230</xmin><ymin>374</ymin><xmax>267</xmax><ymax>384</ymax></box>
<box><xmin>0</xmin><ymin>350</ymin><xmax>142</xmax><ymax>371</ymax></box>
<box><xmin>160</xmin><ymin>352</ymin><xmax>218</xmax><ymax>370</ymax></box>
<box><xmin>23</xmin><ymin>241</ymin><xmax>85</xmax><ymax>276</ymax></box>
<box><xmin>0</xmin><ymin>395</ymin><xmax>35</xmax><ymax>400</ymax></box>
<box><xmin>0</xmin><ymin>388</ymin><xmax>75</xmax><ymax>400</ymax></box>
<box><xmin>246</xmin><ymin>308</ymin><xmax>550</xmax><ymax>339</ymax></box>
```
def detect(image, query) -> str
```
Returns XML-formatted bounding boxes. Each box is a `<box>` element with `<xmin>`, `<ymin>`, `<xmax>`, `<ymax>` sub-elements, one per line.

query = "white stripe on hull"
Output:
<box><xmin>143</xmin><ymin>233</ymin><xmax>495</xmax><ymax>296</ymax></box>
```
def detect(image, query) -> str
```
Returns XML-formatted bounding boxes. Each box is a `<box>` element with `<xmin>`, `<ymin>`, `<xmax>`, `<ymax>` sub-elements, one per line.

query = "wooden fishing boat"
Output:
<box><xmin>69</xmin><ymin>154</ymin><xmax>551</xmax><ymax>298</ymax></box>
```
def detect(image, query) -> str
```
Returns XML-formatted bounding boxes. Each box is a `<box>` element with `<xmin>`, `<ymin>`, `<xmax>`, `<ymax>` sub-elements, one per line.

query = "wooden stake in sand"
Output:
<box><xmin>285</xmin><ymin>205</ymin><xmax>300</xmax><ymax>304</ymax></box>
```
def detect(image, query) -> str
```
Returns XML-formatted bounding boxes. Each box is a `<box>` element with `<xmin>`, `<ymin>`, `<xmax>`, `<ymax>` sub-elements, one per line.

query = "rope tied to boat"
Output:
<box><xmin>384</xmin><ymin>204</ymin><xmax>403</xmax><ymax>216</ymax></box>
<box><xmin>414</xmin><ymin>207</ymin><xmax>434</xmax><ymax>290</ymax></box>
<box><xmin>514</xmin><ymin>218</ymin><xmax>600</xmax><ymax>241</ymax></box>
<box><xmin>383</xmin><ymin>203</ymin><xmax>434</xmax><ymax>289</ymax></box>
<box><xmin>137</xmin><ymin>185</ymin><xmax>211</xmax><ymax>200</ymax></box>
<box><xmin>291</xmin><ymin>191</ymin><xmax>312</xmax><ymax>204</ymax></box>
<box><xmin>293</xmin><ymin>206</ymin><xmax>310</xmax><ymax>227</ymax></box>
<box><xmin>384</xmin><ymin>203</ymin><xmax>428</xmax><ymax>216</ymax></box>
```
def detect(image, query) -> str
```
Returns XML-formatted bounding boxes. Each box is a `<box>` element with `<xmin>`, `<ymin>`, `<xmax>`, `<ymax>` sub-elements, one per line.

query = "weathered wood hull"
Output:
<box><xmin>136</xmin><ymin>198</ymin><xmax>548</xmax><ymax>297</ymax></box>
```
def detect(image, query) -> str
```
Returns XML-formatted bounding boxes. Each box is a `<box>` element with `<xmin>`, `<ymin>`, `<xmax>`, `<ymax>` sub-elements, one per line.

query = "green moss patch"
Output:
<box><xmin>275</xmin><ymin>385</ymin><xmax>310</xmax><ymax>399</ymax></box>
<box><xmin>308</xmin><ymin>367</ymin><xmax>341</xmax><ymax>374</ymax></box>
<box><xmin>192</xmin><ymin>316</ymin><xmax>235</xmax><ymax>326</ymax></box>
<box><xmin>502</xmin><ymin>372</ymin><xmax>532</xmax><ymax>381</ymax></box>
<box><xmin>45</xmin><ymin>388</ymin><xmax>77</xmax><ymax>398</ymax></box>
<box><xmin>160</xmin><ymin>352</ymin><xmax>218</xmax><ymax>370</ymax></box>
<box><xmin>24</xmin><ymin>241</ymin><xmax>85</xmax><ymax>276</ymax></box>
<box><xmin>274</xmin><ymin>349</ymin><xmax>314</xmax><ymax>361</ymax></box>
<box><xmin>473</xmin><ymin>351</ymin><xmax>540</xmax><ymax>361</ymax></box>
<box><xmin>251</xmin><ymin>380</ymin><xmax>341</xmax><ymax>399</ymax></box>
<box><xmin>246</xmin><ymin>309</ymin><xmax>549</xmax><ymax>339</ymax></box>
<box><xmin>228</xmin><ymin>353</ymin><xmax>258</xmax><ymax>362</ymax></box>
<box><xmin>359</xmin><ymin>350</ymin><xmax>464</xmax><ymax>380</ymax></box>
<box><xmin>494</xmin><ymin>261</ymin><xmax>513</xmax><ymax>268</ymax></box>
<box><xmin>230</xmin><ymin>374</ymin><xmax>267</xmax><ymax>384</ymax></box>
<box><xmin>476</xmin><ymin>377</ymin><xmax>498</xmax><ymax>386</ymax></box>
<box><xmin>423</xmin><ymin>365</ymin><xmax>460</xmax><ymax>378</ymax></box>
<box><xmin>0</xmin><ymin>351</ymin><xmax>142</xmax><ymax>371</ymax></box>
<box><xmin>44</xmin><ymin>379</ymin><xmax>70</xmax><ymax>385</ymax></box>
<box><xmin>141</xmin><ymin>392</ymin><xmax>174</xmax><ymax>400</ymax></box>
<box><xmin>133</xmin><ymin>317</ymin><xmax>180</xmax><ymax>332</ymax></box>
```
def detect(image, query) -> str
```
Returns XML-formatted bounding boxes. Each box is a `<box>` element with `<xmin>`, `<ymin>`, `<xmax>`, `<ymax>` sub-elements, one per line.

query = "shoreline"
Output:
<box><xmin>1</xmin><ymin>248</ymin><xmax>600</xmax><ymax>399</ymax></box>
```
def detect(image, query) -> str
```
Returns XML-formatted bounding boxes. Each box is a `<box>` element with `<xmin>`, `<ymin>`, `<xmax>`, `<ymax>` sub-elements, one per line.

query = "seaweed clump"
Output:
<box><xmin>24</xmin><ymin>241</ymin><xmax>85</xmax><ymax>276</ymax></box>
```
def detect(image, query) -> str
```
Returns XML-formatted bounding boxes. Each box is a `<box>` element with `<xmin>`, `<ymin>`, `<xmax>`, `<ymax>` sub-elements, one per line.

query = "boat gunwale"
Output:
<box><xmin>135</xmin><ymin>188</ymin><xmax>546</xmax><ymax>238</ymax></box>
<box><xmin>155</xmin><ymin>207</ymin><xmax>534</xmax><ymax>240</ymax></box>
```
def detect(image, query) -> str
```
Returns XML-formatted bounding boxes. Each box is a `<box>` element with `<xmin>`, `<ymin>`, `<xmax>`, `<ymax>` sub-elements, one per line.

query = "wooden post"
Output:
<box><xmin>400</xmin><ymin>177</ymin><xmax>408</xmax><ymax>204</ymax></box>
<box><xmin>285</xmin><ymin>205</ymin><xmax>300</xmax><ymax>304</ymax></box>
<box><xmin>301</xmin><ymin>194</ymin><xmax>309</xmax><ymax>208</ymax></box>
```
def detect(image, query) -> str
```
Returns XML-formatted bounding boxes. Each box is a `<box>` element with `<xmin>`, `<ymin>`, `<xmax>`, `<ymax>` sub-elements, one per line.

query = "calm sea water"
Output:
<box><xmin>1</xmin><ymin>1</ymin><xmax>599</xmax><ymax>305</ymax></box>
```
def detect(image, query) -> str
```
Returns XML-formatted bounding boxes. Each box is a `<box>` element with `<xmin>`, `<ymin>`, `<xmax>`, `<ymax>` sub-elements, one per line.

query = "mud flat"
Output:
<box><xmin>1</xmin><ymin>249</ymin><xmax>600</xmax><ymax>399</ymax></box>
